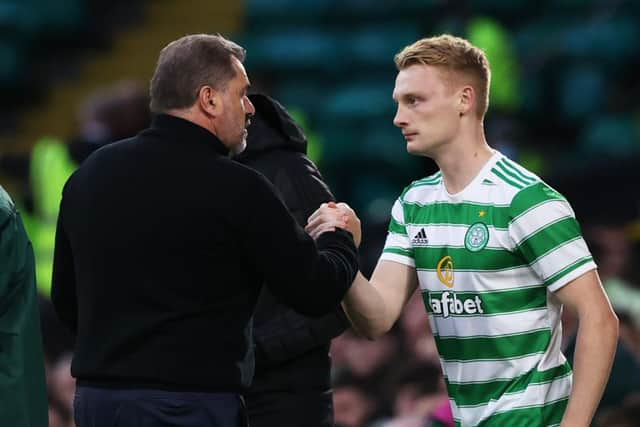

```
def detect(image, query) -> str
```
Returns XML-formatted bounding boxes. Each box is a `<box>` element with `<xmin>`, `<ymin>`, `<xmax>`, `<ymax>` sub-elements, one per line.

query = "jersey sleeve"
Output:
<box><xmin>380</xmin><ymin>197</ymin><xmax>415</xmax><ymax>267</ymax></box>
<box><xmin>508</xmin><ymin>182</ymin><xmax>596</xmax><ymax>292</ymax></box>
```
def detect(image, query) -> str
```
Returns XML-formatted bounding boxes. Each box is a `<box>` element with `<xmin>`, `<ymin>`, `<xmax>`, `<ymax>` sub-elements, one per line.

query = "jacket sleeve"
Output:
<box><xmin>243</xmin><ymin>151</ymin><xmax>350</xmax><ymax>364</ymax></box>
<box><xmin>240</xmin><ymin>166</ymin><xmax>358</xmax><ymax>317</ymax></box>
<box><xmin>51</xmin><ymin>205</ymin><xmax>78</xmax><ymax>334</ymax></box>
<box><xmin>0</xmin><ymin>209</ymin><xmax>20</xmax><ymax>333</ymax></box>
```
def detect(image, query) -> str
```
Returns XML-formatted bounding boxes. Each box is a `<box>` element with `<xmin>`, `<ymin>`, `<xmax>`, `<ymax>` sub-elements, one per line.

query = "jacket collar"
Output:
<box><xmin>234</xmin><ymin>93</ymin><xmax>307</xmax><ymax>161</ymax></box>
<box><xmin>150</xmin><ymin>113</ymin><xmax>229</xmax><ymax>156</ymax></box>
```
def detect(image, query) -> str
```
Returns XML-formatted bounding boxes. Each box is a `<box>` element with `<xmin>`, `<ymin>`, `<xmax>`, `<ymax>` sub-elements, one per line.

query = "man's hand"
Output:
<box><xmin>305</xmin><ymin>202</ymin><xmax>361</xmax><ymax>247</ymax></box>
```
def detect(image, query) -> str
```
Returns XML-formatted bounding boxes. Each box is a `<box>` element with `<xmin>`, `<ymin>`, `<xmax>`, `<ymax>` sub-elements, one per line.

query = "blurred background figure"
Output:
<box><xmin>333</xmin><ymin>372</ymin><xmax>381</xmax><ymax>427</ymax></box>
<box><xmin>0</xmin><ymin>186</ymin><xmax>48</xmax><ymax>427</ymax></box>
<box><xmin>1</xmin><ymin>0</ymin><xmax>639</xmax><ymax>425</ymax></box>
<box><xmin>595</xmin><ymin>393</ymin><xmax>640</xmax><ymax>427</ymax></box>
<box><xmin>235</xmin><ymin>93</ymin><xmax>350</xmax><ymax>427</ymax></box>
<box><xmin>0</xmin><ymin>80</ymin><xmax>150</xmax><ymax>297</ymax></box>
<box><xmin>373</xmin><ymin>361</ymin><xmax>453</xmax><ymax>427</ymax></box>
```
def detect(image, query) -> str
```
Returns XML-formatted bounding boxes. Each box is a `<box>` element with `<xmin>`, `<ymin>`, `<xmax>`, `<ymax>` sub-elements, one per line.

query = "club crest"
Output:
<box><xmin>465</xmin><ymin>222</ymin><xmax>489</xmax><ymax>252</ymax></box>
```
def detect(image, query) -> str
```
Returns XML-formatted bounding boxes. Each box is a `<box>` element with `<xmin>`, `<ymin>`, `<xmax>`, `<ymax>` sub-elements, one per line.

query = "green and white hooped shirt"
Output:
<box><xmin>381</xmin><ymin>151</ymin><xmax>596</xmax><ymax>427</ymax></box>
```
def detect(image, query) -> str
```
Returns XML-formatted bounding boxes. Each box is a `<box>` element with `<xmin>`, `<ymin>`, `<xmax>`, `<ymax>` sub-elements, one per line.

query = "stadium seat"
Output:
<box><xmin>321</xmin><ymin>80</ymin><xmax>395</xmax><ymax>120</ymax></box>
<box><xmin>0</xmin><ymin>39</ymin><xmax>24</xmax><ymax>85</ymax></box>
<box><xmin>346</xmin><ymin>23</ymin><xmax>422</xmax><ymax>68</ymax></box>
<box><xmin>242</xmin><ymin>29</ymin><xmax>340</xmax><ymax>73</ymax></box>
<box><xmin>558</xmin><ymin>65</ymin><xmax>606</xmax><ymax>120</ymax></box>
<box><xmin>580</xmin><ymin>114</ymin><xmax>638</xmax><ymax>157</ymax></box>
<box><xmin>244</xmin><ymin>0</ymin><xmax>330</xmax><ymax>24</ymax></box>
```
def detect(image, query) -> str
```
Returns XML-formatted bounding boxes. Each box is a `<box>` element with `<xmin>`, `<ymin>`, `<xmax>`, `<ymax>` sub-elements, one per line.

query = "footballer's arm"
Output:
<box><xmin>555</xmin><ymin>270</ymin><xmax>618</xmax><ymax>427</ymax></box>
<box><xmin>342</xmin><ymin>260</ymin><xmax>418</xmax><ymax>339</ymax></box>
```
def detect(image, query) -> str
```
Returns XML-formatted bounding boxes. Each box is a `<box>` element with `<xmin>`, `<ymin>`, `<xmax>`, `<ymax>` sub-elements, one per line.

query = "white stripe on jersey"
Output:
<box><xmin>432</xmin><ymin>308</ymin><xmax>549</xmax><ymax>338</ymax></box>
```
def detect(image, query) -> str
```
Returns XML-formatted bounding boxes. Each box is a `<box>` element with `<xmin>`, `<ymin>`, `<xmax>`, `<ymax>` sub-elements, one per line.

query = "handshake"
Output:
<box><xmin>305</xmin><ymin>202</ymin><xmax>362</xmax><ymax>247</ymax></box>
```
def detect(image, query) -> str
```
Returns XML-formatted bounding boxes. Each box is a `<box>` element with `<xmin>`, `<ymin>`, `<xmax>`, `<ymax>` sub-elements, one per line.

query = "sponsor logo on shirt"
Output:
<box><xmin>429</xmin><ymin>291</ymin><xmax>485</xmax><ymax>317</ymax></box>
<box><xmin>430</xmin><ymin>255</ymin><xmax>485</xmax><ymax>317</ymax></box>
<box><xmin>411</xmin><ymin>228</ymin><xmax>429</xmax><ymax>246</ymax></box>
<box><xmin>436</xmin><ymin>255</ymin><xmax>454</xmax><ymax>288</ymax></box>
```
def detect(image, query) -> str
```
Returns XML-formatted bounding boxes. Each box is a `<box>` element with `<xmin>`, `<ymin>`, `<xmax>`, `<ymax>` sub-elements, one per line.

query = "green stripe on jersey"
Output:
<box><xmin>491</xmin><ymin>167</ymin><xmax>524</xmax><ymax>189</ymax></box>
<box><xmin>404</xmin><ymin>202</ymin><xmax>511</xmax><ymax>229</ymax></box>
<box><xmin>425</xmin><ymin>286</ymin><xmax>546</xmax><ymax>316</ymax></box>
<box><xmin>495</xmin><ymin>160</ymin><xmax>534</xmax><ymax>187</ymax></box>
<box><xmin>517</xmin><ymin>217</ymin><xmax>583</xmax><ymax>264</ymax></box>
<box><xmin>447</xmin><ymin>363</ymin><xmax>572</xmax><ymax>407</ymax></box>
<box><xmin>477</xmin><ymin>397</ymin><xmax>568</xmax><ymax>427</ymax></box>
<box><xmin>501</xmin><ymin>158</ymin><xmax>537</xmax><ymax>182</ymax></box>
<box><xmin>383</xmin><ymin>247</ymin><xmax>414</xmax><ymax>258</ymax></box>
<box><xmin>388</xmin><ymin>218</ymin><xmax>408</xmax><ymax>235</ymax></box>
<box><xmin>435</xmin><ymin>329</ymin><xmax>550</xmax><ymax>361</ymax></box>
<box><xmin>414</xmin><ymin>247</ymin><xmax>525</xmax><ymax>271</ymax></box>
<box><xmin>406</xmin><ymin>173</ymin><xmax>442</xmax><ymax>190</ymax></box>
<box><xmin>544</xmin><ymin>256</ymin><xmax>594</xmax><ymax>287</ymax></box>
<box><xmin>510</xmin><ymin>183</ymin><xmax>566</xmax><ymax>220</ymax></box>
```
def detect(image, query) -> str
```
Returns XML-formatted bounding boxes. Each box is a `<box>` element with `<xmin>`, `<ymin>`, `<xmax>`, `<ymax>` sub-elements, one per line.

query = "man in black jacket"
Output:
<box><xmin>51</xmin><ymin>34</ymin><xmax>360</xmax><ymax>427</ymax></box>
<box><xmin>234</xmin><ymin>94</ymin><xmax>349</xmax><ymax>427</ymax></box>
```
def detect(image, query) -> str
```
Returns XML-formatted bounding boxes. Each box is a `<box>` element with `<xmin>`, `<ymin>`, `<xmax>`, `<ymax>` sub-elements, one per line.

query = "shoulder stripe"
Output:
<box><xmin>495</xmin><ymin>161</ymin><xmax>533</xmax><ymax>187</ymax></box>
<box><xmin>501</xmin><ymin>158</ymin><xmax>538</xmax><ymax>183</ymax></box>
<box><xmin>491</xmin><ymin>167</ymin><xmax>524</xmax><ymax>189</ymax></box>
<box><xmin>411</xmin><ymin>172</ymin><xmax>442</xmax><ymax>187</ymax></box>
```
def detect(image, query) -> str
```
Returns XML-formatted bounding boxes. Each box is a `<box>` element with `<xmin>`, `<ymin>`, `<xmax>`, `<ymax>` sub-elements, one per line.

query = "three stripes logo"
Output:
<box><xmin>412</xmin><ymin>228</ymin><xmax>429</xmax><ymax>245</ymax></box>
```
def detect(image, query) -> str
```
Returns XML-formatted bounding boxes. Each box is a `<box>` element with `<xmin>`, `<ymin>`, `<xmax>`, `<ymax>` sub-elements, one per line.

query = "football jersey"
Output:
<box><xmin>381</xmin><ymin>151</ymin><xmax>596</xmax><ymax>426</ymax></box>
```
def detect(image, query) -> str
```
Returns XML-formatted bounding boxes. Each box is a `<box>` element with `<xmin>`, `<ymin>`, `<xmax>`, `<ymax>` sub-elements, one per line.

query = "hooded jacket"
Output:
<box><xmin>235</xmin><ymin>94</ymin><xmax>349</xmax><ymax>390</ymax></box>
<box><xmin>0</xmin><ymin>186</ymin><xmax>48</xmax><ymax>427</ymax></box>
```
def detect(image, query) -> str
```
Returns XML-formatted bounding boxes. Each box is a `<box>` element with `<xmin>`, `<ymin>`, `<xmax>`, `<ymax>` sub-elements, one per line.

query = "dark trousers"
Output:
<box><xmin>246</xmin><ymin>389</ymin><xmax>334</xmax><ymax>427</ymax></box>
<box><xmin>74</xmin><ymin>386</ymin><xmax>248</xmax><ymax>427</ymax></box>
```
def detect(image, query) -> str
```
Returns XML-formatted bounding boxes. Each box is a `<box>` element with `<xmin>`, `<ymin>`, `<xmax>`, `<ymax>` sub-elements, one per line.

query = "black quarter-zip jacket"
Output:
<box><xmin>51</xmin><ymin>113</ymin><xmax>358</xmax><ymax>392</ymax></box>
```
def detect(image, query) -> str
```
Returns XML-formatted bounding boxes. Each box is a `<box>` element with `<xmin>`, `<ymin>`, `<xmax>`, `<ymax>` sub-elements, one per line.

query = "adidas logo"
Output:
<box><xmin>412</xmin><ymin>228</ymin><xmax>429</xmax><ymax>245</ymax></box>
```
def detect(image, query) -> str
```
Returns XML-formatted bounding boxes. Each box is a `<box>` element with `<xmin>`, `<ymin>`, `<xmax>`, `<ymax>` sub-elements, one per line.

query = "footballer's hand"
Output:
<box><xmin>306</xmin><ymin>202</ymin><xmax>361</xmax><ymax>247</ymax></box>
<box><xmin>305</xmin><ymin>202</ymin><xmax>346</xmax><ymax>240</ymax></box>
<box><xmin>333</xmin><ymin>202</ymin><xmax>361</xmax><ymax>247</ymax></box>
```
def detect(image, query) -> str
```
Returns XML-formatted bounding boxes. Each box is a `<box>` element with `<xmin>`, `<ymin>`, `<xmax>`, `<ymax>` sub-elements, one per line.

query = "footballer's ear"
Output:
<box><xmin>459</xmin><ymin>85</ymin><xmax>475</xmax><ymax>116</ymax></box>
<box><xmin>198</xmin><ymin>85</ymin><xmax>223</xmax><ymax>116</ymax></box>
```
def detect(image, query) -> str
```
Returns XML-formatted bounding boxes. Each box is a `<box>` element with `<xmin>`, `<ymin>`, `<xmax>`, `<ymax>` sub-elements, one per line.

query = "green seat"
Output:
<box><xmin>580</xmin><ymin>115</ymin><xmax>638</xmax><ymax>157</ymax></box>
<box><xmin>346</xmin><ymin>24</ymin><xmax>422</xmax><ymax>68</ymax></box>
<box><xmin>321</xmin><ymin>80</ymin><xmax>395</xmax><ymax>120</ymax></box>
<box><xmin>245</xmin><ymin>0</ymin><xmax>330</xmax><ymax>24</ymax></box>
<box><xmin>558</xmin><ymin>65</ymin><xmax>606</xmax><ymax>120</ymax></box>
<box><xmin>0</xmin><ymin>40</ymin><xmax>24</xmax><ymax>84</ymax></box>
<box><xmin>562</xmin><ymin>18</ymin><xmax>639</xmax><ymax>65</ymax></box>
<box><xmin>243</xmin><ymin>29</ymin><xmax>340</xmax><ymax>72</ymax></box>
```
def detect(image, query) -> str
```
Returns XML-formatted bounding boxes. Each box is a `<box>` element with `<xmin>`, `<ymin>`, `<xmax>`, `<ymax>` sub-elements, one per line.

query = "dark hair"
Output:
<box><xmin>149</xmin><ymin>34</ymin><xmax>246</xmax><ymax>113</ymax></box>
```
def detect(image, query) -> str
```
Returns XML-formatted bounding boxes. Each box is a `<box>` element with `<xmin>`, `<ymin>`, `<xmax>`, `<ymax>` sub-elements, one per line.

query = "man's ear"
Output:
<box><xmin>459</xmin><ymin>85</ymin><xmax>475</xmax><ymax>116</ymax></box>
<box><xmin>198</xmin><ymin>85</ymin><xmax>222</xmax><ymax>116</ymax></box>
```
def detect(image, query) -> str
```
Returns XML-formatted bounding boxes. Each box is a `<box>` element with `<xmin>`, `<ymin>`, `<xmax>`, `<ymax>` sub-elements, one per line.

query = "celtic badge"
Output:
<box><xmin>465</xmin><ymin>222</ymin><xmax>489</xmax><ymax>252</ymax></box>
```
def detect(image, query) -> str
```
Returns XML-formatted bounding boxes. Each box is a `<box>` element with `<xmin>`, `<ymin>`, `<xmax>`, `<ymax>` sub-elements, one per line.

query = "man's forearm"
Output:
<box><xmin>561</xmin><ymin>310</ymin><xmax>618</xmax><ymax>426</ymax></box>
<box><xmin>341</xmin><ymin>272</ymin><xmax>391</xmax><ymax>339</ymax></box>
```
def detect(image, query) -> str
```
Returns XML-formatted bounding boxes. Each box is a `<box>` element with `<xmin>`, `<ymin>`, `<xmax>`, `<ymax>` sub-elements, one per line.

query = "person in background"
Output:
<box><xmin>0</xmin><ymin>185</ymin><xmax>48</xmax><ymax>427</ymax></box>
<box><xmin>333</xmin><ymin>371</ymin><xmax>379</xmax><ymax>427</ymax></box>
<box><xmin>233</xmin><ymin>93</ymin><xmax>349</xmax><ymax>427</ymax></box>
<box><xmin>52</xmin><ymin>33</ymin><xmax>359</xmax><ymax>427</ymax></box>
<box><xmin>0</xmin><ymin>80</ymin><xmax>150</xmax><ymax>297</ymax></box>
<box><xmin>379</xmin><ymin>361</ymin><xmax>453</xmax><ymax>427</ymax></box>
